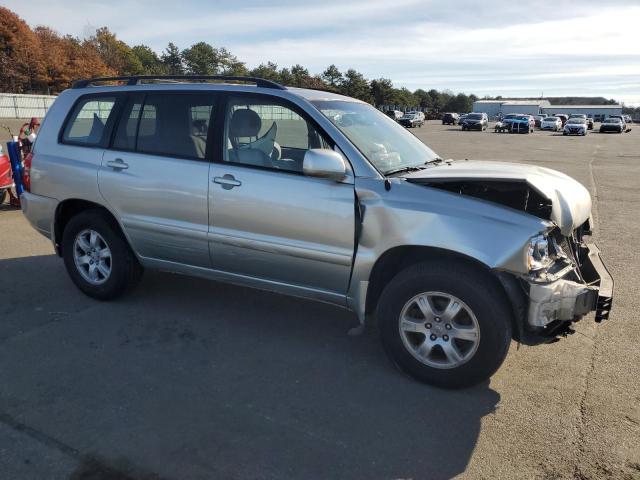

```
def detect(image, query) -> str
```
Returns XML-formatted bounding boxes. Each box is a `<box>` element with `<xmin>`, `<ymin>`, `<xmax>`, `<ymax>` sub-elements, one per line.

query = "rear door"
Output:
<box><xmin>98</xmin><ymin>91</ymin><xmax>216</xmax><ymax>268</ymax></box>
<box><xmin>208</xmin><ymin>93</ymin><xmax>355</xmax><ymax>296</ymax></box>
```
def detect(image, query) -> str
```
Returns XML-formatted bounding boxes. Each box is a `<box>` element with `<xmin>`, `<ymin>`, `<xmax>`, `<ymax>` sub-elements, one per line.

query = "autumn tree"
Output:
<box><xmin>0</xmin><ymin>7</ymin><xmax>46</xmax><ymax>92</ymax></box>
<box><xmin>33</xmin><ymin>27</ymin><xmax>112</xmax><ymax>93</ymax></box>
<box><xmin>88</xmin><ymin>27</ymin><xmax>143</xmax><ymax>75</ymax></box>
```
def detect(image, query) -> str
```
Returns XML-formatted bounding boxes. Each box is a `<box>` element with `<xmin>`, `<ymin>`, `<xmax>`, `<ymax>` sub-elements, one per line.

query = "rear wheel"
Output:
<box><xmin>62</xmin><ymin>210</ymin><xmax>143</xmax><ymax>300</ymax></box>
<box><xmin>376</xmin><ymin>261</ymin><xmax>512</xmax><ymax>388</ymax></box>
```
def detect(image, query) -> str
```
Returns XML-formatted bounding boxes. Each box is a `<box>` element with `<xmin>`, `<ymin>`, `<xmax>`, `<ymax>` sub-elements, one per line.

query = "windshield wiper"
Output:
<box><xmin>385</xmin><ymin>158</ymin><xmax>443</xmax><ymax>176</ymax></box>
<box><xmin>384</xmin><ymin>165</ymin><xmax>426</xmax><ymax>176</ymax></box>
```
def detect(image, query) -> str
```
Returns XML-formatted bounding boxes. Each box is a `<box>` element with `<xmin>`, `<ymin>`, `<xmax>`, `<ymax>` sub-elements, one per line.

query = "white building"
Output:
<box><xmin>470</xmin><ymin>100</ymin><xmax>504</xmax><ymax>118</ymax></box>
<box><xmin>500</xmin><ymin>100</ymin><xmax>551</xmax><ymax>116</ymax></box>
<box><xmin>472</xmin><ymin>99</ymin><xmax>550</xmax><ymax>118</ymax></box>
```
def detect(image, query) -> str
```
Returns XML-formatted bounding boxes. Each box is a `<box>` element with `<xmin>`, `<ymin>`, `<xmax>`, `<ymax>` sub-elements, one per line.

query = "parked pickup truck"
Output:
<box><xmin>20</xmin><ymin>75</ymin><xmax>614</xmax><ymax>389</ymax></box>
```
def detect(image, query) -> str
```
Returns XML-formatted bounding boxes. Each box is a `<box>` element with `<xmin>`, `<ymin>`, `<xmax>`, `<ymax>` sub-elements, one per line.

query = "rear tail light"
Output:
<box><xmin>22</xmin><ymin>152</ymin><xmax>33</xmax><ymax>192</ymax></box>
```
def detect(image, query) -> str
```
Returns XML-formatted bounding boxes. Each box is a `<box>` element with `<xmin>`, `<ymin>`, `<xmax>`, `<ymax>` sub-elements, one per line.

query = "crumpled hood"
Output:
<box><xmin>403</xmin><ymin>160</ymin><xmax>592</xmax><ymax>235</ymax></box>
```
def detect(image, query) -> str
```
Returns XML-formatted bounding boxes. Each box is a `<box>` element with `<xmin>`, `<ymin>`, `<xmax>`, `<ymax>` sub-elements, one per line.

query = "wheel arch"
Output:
<box><xmin>364</xmin><ymin>245</ymin><xmax>521</xmax><ymax>335</ymax></box>
<box><xmin>53</xmin><ymin>199</ymin><xmax>130</xmax><ymax>257</ymax></box>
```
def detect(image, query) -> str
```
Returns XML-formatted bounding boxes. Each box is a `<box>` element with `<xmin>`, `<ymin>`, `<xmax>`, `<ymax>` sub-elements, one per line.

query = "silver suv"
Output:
<box><xmin>21</xmin><ymin>75</ymin><xmax>613</xmax><ymax>388</ymax></box>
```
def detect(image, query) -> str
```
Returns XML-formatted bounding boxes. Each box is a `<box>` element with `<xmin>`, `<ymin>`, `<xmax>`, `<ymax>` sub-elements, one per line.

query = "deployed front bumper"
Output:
<box><xmin>526</xmin><ymin>244</ymin><xmax>613</xmax><ymax>327</ymax></box>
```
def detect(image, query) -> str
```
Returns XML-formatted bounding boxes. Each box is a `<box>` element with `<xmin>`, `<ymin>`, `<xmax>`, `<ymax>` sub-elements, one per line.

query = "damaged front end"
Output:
<box><xmin>523</xmin><ymin>225</ymin><xmax>613</xmax><ymax>338</ymax></box>
<box><xmin>403</xmin><ymin>163</ymin><xmax>613</xmax><ymax>341</ymax></box>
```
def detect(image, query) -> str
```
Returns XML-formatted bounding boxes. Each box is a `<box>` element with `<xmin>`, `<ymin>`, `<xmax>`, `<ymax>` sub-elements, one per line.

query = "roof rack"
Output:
<box><xmin>71</xmin><ymin>75</ymin><xmax>286</xmax><ymax>90</ymax></box>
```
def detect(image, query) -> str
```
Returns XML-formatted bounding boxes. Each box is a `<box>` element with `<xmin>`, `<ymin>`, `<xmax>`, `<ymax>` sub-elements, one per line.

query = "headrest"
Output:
<box><xmin>230</xmin><ymin>108</ymin><xmax>262</xmax><ymax>137</ymax></box>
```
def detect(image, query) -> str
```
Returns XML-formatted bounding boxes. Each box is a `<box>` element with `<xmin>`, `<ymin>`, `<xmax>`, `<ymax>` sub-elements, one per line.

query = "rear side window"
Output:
<box><xmin>62</xmin><ymin>96</ymin><xmax>117</xmax><ymax>146</ymax></box>
<box><xmin>134</xmin><ymin>93</ymin><xmax>215</xmax><ymax>160</ymax></box>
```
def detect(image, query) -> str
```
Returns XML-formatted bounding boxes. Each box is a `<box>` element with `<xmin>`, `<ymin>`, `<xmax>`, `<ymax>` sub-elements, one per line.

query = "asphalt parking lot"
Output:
<box><xmin>1</xmin><ymin>120</ymin><xmax>639</xmax><ymax>480</ymax></box>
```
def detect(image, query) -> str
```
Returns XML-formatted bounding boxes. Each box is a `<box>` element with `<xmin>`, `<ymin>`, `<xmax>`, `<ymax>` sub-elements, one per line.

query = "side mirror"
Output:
<box><xmin>303</xmin><ymin>149</ymin><xmax>347</xmax><ymax>181</ymax></box>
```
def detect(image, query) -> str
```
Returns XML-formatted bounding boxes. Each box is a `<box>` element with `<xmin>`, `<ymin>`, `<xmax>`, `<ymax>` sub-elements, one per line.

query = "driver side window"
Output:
<box><xmin>224</xmin><ymin>96</ymin><xmax>330</xmax><ymax>173</ymax></box>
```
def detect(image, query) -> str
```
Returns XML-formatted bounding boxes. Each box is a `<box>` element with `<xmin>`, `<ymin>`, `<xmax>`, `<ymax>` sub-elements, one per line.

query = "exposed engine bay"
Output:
<box><xmin>409</xmin><ymin>179</ymin><xmax>553</xmax><ymax>220</ymax></box>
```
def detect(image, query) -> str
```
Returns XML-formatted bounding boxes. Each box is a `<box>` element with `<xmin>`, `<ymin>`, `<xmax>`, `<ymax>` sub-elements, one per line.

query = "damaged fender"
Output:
<box><xmin>347</xmin><ymin>177</ymin><xmax>553</xmax><ymax>323</ymax></box>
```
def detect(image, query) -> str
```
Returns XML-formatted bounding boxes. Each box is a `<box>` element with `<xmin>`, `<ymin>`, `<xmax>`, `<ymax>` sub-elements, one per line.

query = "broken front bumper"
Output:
<box><xmin>526</xmin><ymin>244</ymin><xmax>613</xmax><ymax>327</ymax></box>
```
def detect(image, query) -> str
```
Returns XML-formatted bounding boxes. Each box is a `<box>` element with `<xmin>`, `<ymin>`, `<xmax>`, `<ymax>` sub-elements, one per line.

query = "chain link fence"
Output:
<box><xmin>0</xmin><ymin>93</ymin><xmax>57</xmax><ymax>119</ymax></box>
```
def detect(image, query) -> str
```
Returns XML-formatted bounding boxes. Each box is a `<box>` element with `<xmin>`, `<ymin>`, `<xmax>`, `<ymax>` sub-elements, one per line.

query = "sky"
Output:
<box><xmin>6</xmin><ymin>0</ymin><xmax>640</xmax><ymax>105</ymax></box>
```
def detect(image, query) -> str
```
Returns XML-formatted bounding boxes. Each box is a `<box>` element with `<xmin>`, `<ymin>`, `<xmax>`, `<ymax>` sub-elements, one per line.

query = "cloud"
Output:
<box><xmin>4</xmin><ymin>0</ymin><xmax>639</xmax><ymax>104</ymax></box>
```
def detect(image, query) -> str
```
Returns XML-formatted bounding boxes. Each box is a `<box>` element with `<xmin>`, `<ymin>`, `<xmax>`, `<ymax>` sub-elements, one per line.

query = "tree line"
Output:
<box><xmin>0</xmin><ymin>7</ymin><xmax>479</xmax><ymax>112</ymax></box>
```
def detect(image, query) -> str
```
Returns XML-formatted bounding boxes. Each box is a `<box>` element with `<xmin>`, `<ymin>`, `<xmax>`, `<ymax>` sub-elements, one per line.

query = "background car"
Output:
<box><xmin>385</xmin><ymin>110</ymin><xmax>403</xmax><ymax>121</ymax></box>
<box><xmin>500</xmin><ymin>113</ymin><xmax>521</xmax><ymax>131</ymax></box>
<box><xmin>510</xmin><ymin>115</ymin><xmax>534</xmax><ymax>134</ymax></box>
<box><xmin>533</xmin><ymin>114</ymin><xmax>548</xmax><ymax>128</ymax></box>
<box><xmin>541</xmin><ymin>116</ymin><xmax>562</xmax><ymax>131</ymax></box>
<box><xmin>608</xmin><ymin>115</ymin><xmax>627</xmax><ymax>130</ymax></box>
<box><xmin>461</xmin><ymin>112</ymin><xmax>488</xmax><ymax>131</ymax></box>
<box><xmin>563</xmin><ymin>118</ymin><xmax>588</xmax><ymax>136</ymax></box>
<box><xmin>399</xmin><ymin>112</ymin><xmax>424</xmax><ymax>128</ymax></box>
<box><xmin>600</xmin><ymin>118</ymin><xmax>624</xmax><ymax>133</ymax></box>
<box><xmin>441</xmin><ymin>112</ymin><xmax>460</xmax><ymax>125</ymax></box>
<box><xmin>569</xmin><ymin>114</ymin><xmax>594</xmax><ymax>130</ymax></box>
<box><xmin>554</xmin><ymin>114</ymin><xmax>569</xmax><ymax>126</ymax></box>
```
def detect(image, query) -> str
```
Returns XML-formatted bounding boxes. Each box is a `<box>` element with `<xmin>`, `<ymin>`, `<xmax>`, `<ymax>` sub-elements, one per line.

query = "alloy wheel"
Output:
<box><xmin>398</xmin><ymin>291</ymin><xmax>480</xmax><ymax>369</ymax></box>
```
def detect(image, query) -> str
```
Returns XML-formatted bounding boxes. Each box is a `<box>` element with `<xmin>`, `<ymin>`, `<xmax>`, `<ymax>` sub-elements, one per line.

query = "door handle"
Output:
<box><xmin>213</xmin><ymin>174</ymin><xmax>242</xmax><ymax>189</ymax></box>
<box><xmin>106</xmin><ymin>158</ymin><xmax>129</xmax><ymax>170</ymax></box>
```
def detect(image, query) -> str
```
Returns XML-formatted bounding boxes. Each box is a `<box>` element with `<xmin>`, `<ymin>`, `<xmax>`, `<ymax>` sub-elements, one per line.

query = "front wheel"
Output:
<box><xmin>376</xmin><ymin>261</ymin><xmax>512</xmax><ymax>388</ymax></box>
<box><xmin>62</xmin><ymin>210</ymin><xmax>143</xmax><ymax>300</ymax></box>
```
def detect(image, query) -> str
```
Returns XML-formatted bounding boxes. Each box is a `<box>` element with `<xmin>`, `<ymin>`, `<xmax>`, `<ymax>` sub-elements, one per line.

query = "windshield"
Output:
<box><xmin>605</xmin><ymin>119</ymin><xmax>621</xmax><ymax>123</ymax></box>
<box><xmin>504</xmin><ymin>114</ymin><xmax>518</xmax><ymax>119</ymax></box>
<box><xmin>567</xmin><ymin>119</ymin><xmax>586</xmax><ymax>124</ymax></box>
<box><xmin>467</xmin><ymin>114</ymin><xmax>483</xmax><ymax>120</ymax></box>
<box><xmin>313</xmin><ymin>100</ymin><xmax>440</xmax><ymax>174</ymax></box>
<box><xmin>544</xmin><ymin>117</ymin><xmax>558</xmax><ymax>121</ymax></box>
<box><xmin>402</xmin><ymin>113</ymin><xmax>415</xmax><ymax>118</ymax></box>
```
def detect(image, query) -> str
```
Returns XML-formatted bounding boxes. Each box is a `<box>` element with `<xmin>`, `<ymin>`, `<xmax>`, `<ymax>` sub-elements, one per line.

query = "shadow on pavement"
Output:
<box><xmin>0</xmin><ymin>255</ymin><xmax>500</xmax><ymax>480</ymax></box>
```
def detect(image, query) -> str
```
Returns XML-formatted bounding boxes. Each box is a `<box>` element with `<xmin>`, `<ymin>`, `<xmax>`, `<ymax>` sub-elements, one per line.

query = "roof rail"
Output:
<box><xmin>71</xmin><ymin>75</ymin><xmax>286</xmax><ymax>90</ymax></box>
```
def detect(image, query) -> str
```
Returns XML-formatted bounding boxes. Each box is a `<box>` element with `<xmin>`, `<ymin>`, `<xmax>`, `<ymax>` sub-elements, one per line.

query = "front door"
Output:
<box><xmin>208</xmin><ymin>94</ymin><xmax>355</xmax><ymax>296</ymax></box>
<box><xmin>99</xmin><ymin>92</ymin><xmax>216</xmax><ymax>268</ymax></box>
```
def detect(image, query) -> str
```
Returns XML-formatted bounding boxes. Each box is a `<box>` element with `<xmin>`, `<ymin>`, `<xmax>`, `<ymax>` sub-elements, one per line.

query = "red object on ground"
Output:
<box><xmin>0</xmin><ymin>152</ymin><xmax>13</xmax><ymax>190</ymax></box>
<box><xmin>0</xmin><ymin>151</ymin><xmax>20</xmax><ymax>207</ymax></box>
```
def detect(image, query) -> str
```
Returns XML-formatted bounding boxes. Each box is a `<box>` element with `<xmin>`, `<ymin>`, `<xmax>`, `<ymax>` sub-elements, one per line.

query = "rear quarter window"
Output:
<box><xmin>62</xmin><ymin>96</ymin><xmax>118</xmax><ymax>146</ymax></box>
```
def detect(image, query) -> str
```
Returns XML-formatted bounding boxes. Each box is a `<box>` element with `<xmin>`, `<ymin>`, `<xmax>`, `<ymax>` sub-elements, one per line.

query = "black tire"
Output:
<box><xmin>376</xmin><ymin>261</ymin><xmax>512</xmax><ymax>389</ymax></box>
<box><xmin>62</xmin><ymin>209</ymin><xmax>143</xmax><ymax>300</ymax></box>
